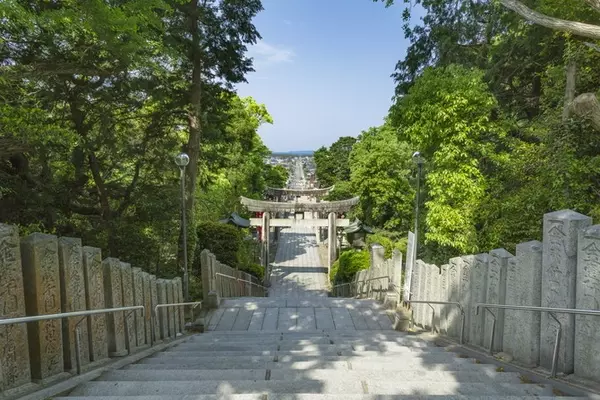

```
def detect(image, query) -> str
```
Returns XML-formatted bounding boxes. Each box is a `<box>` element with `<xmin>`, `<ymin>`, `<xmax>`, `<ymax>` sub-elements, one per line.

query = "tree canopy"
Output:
<box><xmin>315</xmin><ymin>0</ymin><xmax>600</xmax><ymax>265</ymax></box>
<box><xmin>0</xmin><ymin>0</ymin><xmax>275</xmax><ymax>281</ymax></box>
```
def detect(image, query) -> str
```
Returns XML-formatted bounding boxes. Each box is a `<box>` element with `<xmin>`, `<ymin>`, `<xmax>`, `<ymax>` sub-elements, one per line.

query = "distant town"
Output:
<box><xmin>265</xmin><ymin>153</ymin><xmax>317</xmax><ymax>188</ymax></box>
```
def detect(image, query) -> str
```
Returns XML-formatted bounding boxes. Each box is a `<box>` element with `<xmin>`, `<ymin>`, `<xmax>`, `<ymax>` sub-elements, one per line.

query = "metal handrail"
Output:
<box><xmin>332</xmin><ymin>275</ymin><xmax>391</xmax><ymax>299</ymax></box>
<box><xmin>151</xmin><ymin>301</ymin><xmax>202</xmax><ymax>346</ymax></box>
<box><xmin>0</xmin><ymin>305</ymin><xmax>144</xmax><ymax>374</ymax></box>
<box><xmin>0</xmin><ymin>305</ymin><xmax>144</xmax><ymax>325</ymax></box>
<box><xmin>215</xmin><ymin>272</ymin><xmax>267</xmax><ymax>290</ymax></box>
<box><xmin>331</xmin><ymin>275</ymin><xmax>390</xmax><ymax>289</ymax></box>
<box><xmin>409</xmin><ymin>300</ymin><xmax>465</xmax><ymax>345</ymax></box>
<box><xmin>154</xmin><ymin>301</ymin><xmax>202</xmax><ymax>317</ymax></box>
<box><xmin>475</xmin><ymin>303</ymin><xmax>600</xmax><ymax>378</ymax></box>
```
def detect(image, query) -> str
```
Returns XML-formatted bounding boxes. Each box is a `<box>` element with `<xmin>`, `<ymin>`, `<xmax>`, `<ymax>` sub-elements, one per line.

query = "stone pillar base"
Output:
<box><xmin>32</xmin><ymin>372</ymin><xmax>72</xmax><ymax>386</ymax></box>
<box><xmin>109</xmin><ymin>350</ymin><xmax>129</xmax><ymax>358</ymax></box>
<box><xmin>203</xmin><ymin>291</ymin><xmax>220</xmax><ymax>309</ymax></box>
<box><xmin>189</xmin><ymin>316</ymin><xmax>205</xmax><ymax>333</ymax></box>
<box><xmin>394</xmin><ymin>308</ymin><xmax>412</xmax><ymax>332</ymax></box>
<box><xmin>383</xmin><ymin>292</ymin><xmax>399</xmax><ymax>309</ymax></box>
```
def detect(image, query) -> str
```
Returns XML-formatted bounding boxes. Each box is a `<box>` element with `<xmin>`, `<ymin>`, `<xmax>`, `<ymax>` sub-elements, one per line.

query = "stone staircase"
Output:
<box><xmin>54</xmin><ymin>300</ymin><xmax>583</xmax><ymax>399</ymax></box>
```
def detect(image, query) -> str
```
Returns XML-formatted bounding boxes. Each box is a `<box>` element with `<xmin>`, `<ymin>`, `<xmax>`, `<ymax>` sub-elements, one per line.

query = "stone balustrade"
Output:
<box><xmin>333</xmin><ymin>244</ymin><xmax>403</xmax><ymax>307</ymax></box>
<box><xmin>200</xmin><ymin>249</ymin><xmax>266</xmax><ymax>309</ymax></box>
<box><xmin>409</xmin><ymin>209</ymin><xmax>600</xmax><ymax>383</ymax></box>
<box><xmin>0</xmin><ymin>223</ymin><xmax>185</xmax><ymax>397</ymax></box>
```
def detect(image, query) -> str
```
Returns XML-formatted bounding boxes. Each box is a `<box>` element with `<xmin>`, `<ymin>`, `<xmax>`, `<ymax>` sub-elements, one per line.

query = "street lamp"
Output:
<box><xmin>412</xmin><ymin>151</ymin><xmax>425</xmax><ymax>266</ymax></box>
<box><xmin>175</xmin><ymin>152</ymin><xmax>190</xmax><ymax>301</ymax></box>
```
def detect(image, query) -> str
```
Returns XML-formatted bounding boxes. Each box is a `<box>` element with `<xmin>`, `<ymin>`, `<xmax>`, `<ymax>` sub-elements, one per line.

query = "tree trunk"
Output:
<box><xmin>500</xmin><ymin>0</ymin><xmax>600</xmax><ymax>40</ymax></box>
<box><xmin>562</xmin><ymin>60</ymin><xmax>577</xmax><ymax>122</ymax></box>
<box><xmin>572</xmin><ymin>92</ymin><xmax>600</xmax><ymax>131</ymax></box>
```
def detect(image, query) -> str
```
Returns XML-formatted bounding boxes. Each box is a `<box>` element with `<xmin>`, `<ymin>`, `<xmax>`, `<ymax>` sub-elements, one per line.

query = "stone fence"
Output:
<box><xmin>0</xmin><ymin>224</ymin><xmax>186</xmax><ymax>398</ymax></box>
<box><xmin>332</xmin><ymin>244</ymin><xmax>403</xmax><ymax>307</ymax></box>
<box><xmin>408</xmin><ymin>209</ymin><xmax>600</xmax><ymax>383</ymax></box>
<box><xmin>200</xmin><ymin>249</ymin><xmax>266</xmax><ymax>309</ymax></box>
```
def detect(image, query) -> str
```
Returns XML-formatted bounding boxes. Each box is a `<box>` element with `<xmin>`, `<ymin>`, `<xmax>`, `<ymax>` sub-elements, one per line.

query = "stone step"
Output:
<box><xmin>185</xmin><ymin>337</ymin><xmax>432</xmax><ymax>347</ymax></box>
<box><xmin>145</xmin><ymin>352</ymin><xmax>467</xmax><ymax>364</ymax></box>
<box><xmin>161</xmin><ymin>345</ymin><xmax>447</xmax><ymax>356</ymax></box>
<box><xmin>132</xmin><ymin>357</ymin><xmax>482</xmax><ymax>370</ymax></box>
<box><xmin>155</xmin><ymin>349</ymin><xmax>451</xmax><ymax>358</ymax></box>
<box><xmin>55</xmin><ymin>397</ymin><xmax>586</xmax><ymax>400</ymax></box>
<box><xmin>66</xmin><ymin>380</ymin><xmax>554</xmax><ymax>396</ymax></box>
<box><xmin>218</xmin><ymin>299</ymin><xmax>385</xmax><ymax>309</ymax></box>
<box><xmin>167</xmin><ymin>343</ymin><xmax>442</xmax><ymax>353</ymax></box>
<box><xmin>97</xmin><ymin>369</ymin><xmax>523</xmax><ymax>384</ymax></box>
<box><xmin>194</xmin><ymin>330</ymin><xmax>399</xmax><ymax>337</ymax></box>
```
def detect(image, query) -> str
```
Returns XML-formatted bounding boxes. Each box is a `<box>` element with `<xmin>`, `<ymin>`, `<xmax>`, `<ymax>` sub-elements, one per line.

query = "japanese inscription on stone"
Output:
<box><xmin>541</xmin><ymin>210</ymin><xmax>591</xmax><ymax>373</ymax></box>
<box><xmin>103</xmin><ymin>258</ymin><xmax>126</xmax><ymax>357</ymax></box>
<box><xmin>504</xmin><ymin>241</ymin><xmax>542</xmax><ymax>366</ymax></box>
<box><xmin>20</xmin><ymin>233</ymin><xmax>64</xmax><ymax>382</ymax></box>
<box><xmin>131</xmin><ymin>267</ymin><xmax>145</xmax><ymax>347</ymax></box>
<box><xmin>82</xmin><ymin>246</ymin><xmax>107</xmax><ymax>362</ymax></box>
<box><xmin>574</xmin><ymin>225</ymin><xmax>600</xmax><ymax>380</ymax></box>
<box><xmin>58</xmin><ymin>237</ymin><xmax>88</xmax><ymax>371</ymax></box>
<box><xmin>0</xmin><ymin>224</ymin><xmax>31</xmax><ymax>392</ymax></box>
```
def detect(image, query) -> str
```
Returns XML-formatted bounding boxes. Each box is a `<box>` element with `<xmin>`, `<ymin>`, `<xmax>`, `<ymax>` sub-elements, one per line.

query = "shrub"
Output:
<box><xmin>240</xmin><ymin>263</ymin><xmax>264</xmax><ymax>280</ymax></box>
<box><xmin>366</xmin><ymin>231</ymin><xmax>407</xmax><ymax>259</ymax></box>
<box><xmin>329</xmin><ymin>259</ymin><xmax>340</xmax><ymax>284</ymax></box>
<box><xmin>331</xmin><ymin>249</ymin><xmax>370</xmax><ymax>284</ymax></box>
<box><xmin>189</xmin><ymin>275</ymin><xmax>203</xmax><ymax>301</ymax></box>
<box><xmin>195</xmin><ymin>221</ymin><xmax>243</xmax><ymax>269</ymax></box>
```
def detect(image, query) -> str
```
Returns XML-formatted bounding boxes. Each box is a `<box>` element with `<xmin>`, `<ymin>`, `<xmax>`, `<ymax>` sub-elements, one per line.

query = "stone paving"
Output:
<box><xmin>206</xmin><ymin>223</ymin><xmax>395</xmax><ymax>332</ymax></box>
<box><xmin>269</xmin><ymin>224</ymin><xmax>328</xmax><ymax>299</ymax></box>
<box><xmin>207</xmin><ymin>157</ymin><xmax>394</xmax><ymax>331</ymax></box>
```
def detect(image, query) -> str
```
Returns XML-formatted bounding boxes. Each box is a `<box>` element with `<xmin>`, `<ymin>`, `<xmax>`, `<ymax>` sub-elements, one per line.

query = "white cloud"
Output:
<box><xmin>249</xmin><ymin>41</ymin><xmax>295</xmax><ymax>68</ymax></box>
<box><xmin>283</xmin><ymin>19</ymin><xmax>292</xmax><ymax>26</ymax></box>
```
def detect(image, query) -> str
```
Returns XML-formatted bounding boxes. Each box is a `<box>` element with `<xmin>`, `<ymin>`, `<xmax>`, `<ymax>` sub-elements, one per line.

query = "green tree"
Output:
<box><xmin>313</xmin><ymin>136</ymin><xmax>356</xmax><ymax>187</ymax></box>
<box><xmin>348</xmin><ymin>125</ymin><xmax>414</xmax><ymax>231</ymax></box>
<box><xmin>0</xmin><ymin>0</ymin><xmax>273</xmax><ymax>280</ymax></box>
<box><xmin>392</xmin><ymin>65</ymin><xmax>504</xmax><ymax>260</ymax></box>
<box><xmin>265</xmin><ymin>165</ymin><xmax>289</xmax><ymax>188</ymax></box>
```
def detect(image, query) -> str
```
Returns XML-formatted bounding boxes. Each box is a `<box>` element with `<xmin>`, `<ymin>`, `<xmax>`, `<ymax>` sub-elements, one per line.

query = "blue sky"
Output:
<box><xmin>236</xmin><ymin>0</ymin><xmax>424</xmax><ymax>152</ymax></box>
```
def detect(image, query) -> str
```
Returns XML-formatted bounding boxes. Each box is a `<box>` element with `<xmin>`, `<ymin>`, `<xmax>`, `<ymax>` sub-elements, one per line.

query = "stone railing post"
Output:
<box><xmin>149</xmin><ymin>275</ymin><xmax>159</xmax><ymax>343</ymax></box>
<box><xmin>131</xmin><ymin>267</ymin><xmax>145</xmax><ymax>347</ymax></box>
<box><xmin>103</xmin><ymin>258</ymin><xmax>127</xmax><ymax>357</ymax></box>
<box><xmin>200</xmin><ymin>250</ymin><xmax>220</xmax><ymax>309</ymax></box>
<box><xmin>58</xmin><ymin>237</ymin><xmax>88</xmax><ymax>372</ymax></box>
<box><xmin>439</xmin><ymin>264</ymin><xmax>449</xmax><ymax>334</ymax></box>
<box><xmin>120</xmin><ymin>262</ymin><xmax>136</xmax><ymax>351</ymax></box>
<box><xmin>156</xmin><ymin>279</ymin><xmax>168</xmax><ymax>340</ymax></box>
<box><xmin>21</xmin><ymin>233</ymin><xmax>69</xmax><ymax>384</ymax></box>
<box><xmin>446</xmin><ymin>257</ymin><xmax>461</xmax><ymax>338</ymax></box>
<box><xmin>575</xmin><ymin>224</ymin><xmax>600</xmax><ymax>380</ymax></box>
<box><xmin>166</xmin><ymin>280</ymin><xmax>176</xmax><ymax>338</ymax></box>
<box><xmin>484</xmin><ymin>249</ymin><xmax>512</xmax><ymax>352</ymax></box>
<box><xmin>541</xmin><ymin>210</ymin><xmax>591</xmax><ymax>374</ymax></box>
<box><xmin>504</xmin><ymin>240</ymin><xmax>542</xmax><ymax>367</ymax></box>
<box><xmin>141</xmin><ymin>272</ymin><xmax>152</xmax><ymax>345</ymax></box>
<box><xmin>470</xmin><ymin>254</ymin><xmax>489</xmax><ymax>347</ymax></box>
<box><xmin>82</xmin><ymin>246</ymin><xmax>108</xmax><ymax>363</ymax></box>
<box><xmin>370</xmin><ymin>244</ymin><xmax>385</xmax><ymax>300</ymax></box>
<box><xmin>174</xmin><ymin>277</ymin><xmax>185</xmax><ymax>334</ymax></box>
<box><xmin>0</xmin><ymin>224</ymin><xmax>32</xmax><ymax>394</ymax></box>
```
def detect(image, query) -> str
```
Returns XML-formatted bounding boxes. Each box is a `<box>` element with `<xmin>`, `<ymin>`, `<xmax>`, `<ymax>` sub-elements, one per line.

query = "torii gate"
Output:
<box><xmin>239</xmin><ymin>195</ymin><xmax>359</xmax><ymax>283</ymax></box>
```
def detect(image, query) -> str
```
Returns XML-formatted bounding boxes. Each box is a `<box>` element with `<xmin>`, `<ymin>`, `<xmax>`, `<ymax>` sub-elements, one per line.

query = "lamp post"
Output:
<box><xmin>175</xmin><ymin>152</ymin><xmax>190</xmax><ymax>301</ymax></box>
<box><xmin>412</xmin><ymin>151</ymin><xmax>425</xmax><ymax>266</ymax></box>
